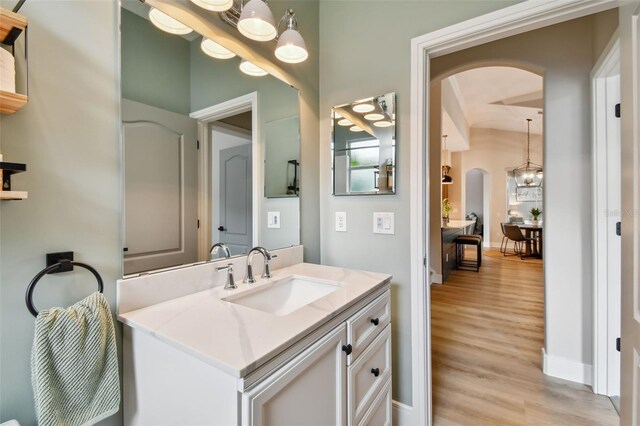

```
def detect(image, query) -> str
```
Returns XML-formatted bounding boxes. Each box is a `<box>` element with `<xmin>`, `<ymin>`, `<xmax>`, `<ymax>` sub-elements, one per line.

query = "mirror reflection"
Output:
<box><xmin>332</xmin><ymin>93</ymin><xmax>396</xmax><ymax>195</ymax></box>
<box><xmin>120</xmin><ymin>2</ymin><xmax>301</xmax><ymax>276</ymax></box>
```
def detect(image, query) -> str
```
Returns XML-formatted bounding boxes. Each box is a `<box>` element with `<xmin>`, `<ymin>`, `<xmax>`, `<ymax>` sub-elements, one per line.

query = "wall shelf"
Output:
<box><xmin>0</xmin><ymin>161</ymin><xmax>27</xmax><ymax>200</ymax></box>
<box><xmin>0</xmin><ymin>190</ymin><xmax>27</xmax><ymax>200</ymax></box>
<box><xmin>0</xmin><ymin>7</ymin><xmax>28</xmax><ymax>115</ymax></box>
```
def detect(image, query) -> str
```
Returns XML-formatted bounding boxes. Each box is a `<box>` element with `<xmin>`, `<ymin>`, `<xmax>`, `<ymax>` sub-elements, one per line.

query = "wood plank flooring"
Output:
<box><xmin>431</xmin><ymin>249</ymin><xmax>619</xmax><ymax>426</ymax></box>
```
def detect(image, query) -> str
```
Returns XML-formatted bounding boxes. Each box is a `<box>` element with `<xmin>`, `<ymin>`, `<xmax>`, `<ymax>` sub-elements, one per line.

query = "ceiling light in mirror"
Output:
<box><xmin>238</xmin><ymin>0</ymin><xmax>277</xmax><ymax>41</ymax></box>
<box><xmin>239</xmin><ymin>59</ymin><xmax>268</xmax><ymax>76</ymax></box>
<box><xmin>364</xmin><ymin>113</ymin><xmax>384</xmax><ymax>121</ymax></box>
<box><xmin>190</xmin><ymin>0</ymin><xmax>233</xmax><ymax>11</ymax></box>
<box><xmin>352</xmin><ymin>102</ymin><xmax>375</xmax><ymax>113</ymax></box>
<box><xmin>148</xmin><ymin>8</ymin><xmax>193</xmax><ymax>35</ymax></box>
<box><xmin>349</xmin><ymin>126</ymin><xmax>363</xmax><ymax>132</ymax></box>
<box><xmin>201</xmin><ymin>38</ymin><xmax>236</xmax><ymax>59</ymax></box>
<box><xmin>275</xmin><ymin>10</ymin><xmax>308</xmax><ymax>64</ymax></box>
<box><xmin>337</xmin><ymin>118</ymin><xmax>352</xmax><ymax>126</ymax></box>
<box><xmin>374</xmin><ymin>120</ymin><xmax>393</xmax><ymax>128</ymax></box>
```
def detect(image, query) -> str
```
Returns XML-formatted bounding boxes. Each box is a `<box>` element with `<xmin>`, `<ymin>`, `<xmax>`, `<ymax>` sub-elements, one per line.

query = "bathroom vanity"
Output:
<box><xmin>117</xmin><ymin>248</ymin><xmax>392</xmax><ymax>425</ymax></box>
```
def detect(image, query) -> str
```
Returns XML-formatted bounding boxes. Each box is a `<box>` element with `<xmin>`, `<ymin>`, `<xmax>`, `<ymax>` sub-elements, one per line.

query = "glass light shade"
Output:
<box><xmin>364</xmin><ymin>113</ymin><xmax>384</xmax><ymax>121</ymax></box>
<box><xmin>374</xmin><ymin>120</ymin><xmax>393</xmax><ymax>128</ymax></box>
<box><xmin>239</xmin><ymin>59</ymin><xmax>268</xmax><ymax>77</ymax></box>
<box><xmin>238</xmin><ymin>0</ymin><xmax>277</xmax><ymax>41</ymax></box>
<box><xmin>337</xmin><ymin>118</ymin><xmax>353</xmax><ymax>126</ymax></box>
<box><xmin>353</xmin><ymin>103</ymin><xmax>375</xmax><ymax>113</ymax></box>
<box><xmin>201</xmin><ymin>38</ymin><xmax>236</xmax><ymax>59</ymax></box>
<box><xmin>350</xmin><ymin>126</ymin><xmax>364</xmax><ymax>132</ymax></box>
<box><xmin>190</xmin><ymin>0</ymin><xmax>233</xmax><ymax>11</ymax></box>
<box><xmin>149</xmin><ymin>8</ymin><xmax>193</xmax><ymax>35</ymax></box>
<box><xmin>275</xmin><ymin>29</ymin><xmax>308</xmax><ymax>63</ymax></box>
<box><xmin>513</xmin><ymin>165</ymin><xmax>543</xmax><ymax>187</ymax></box>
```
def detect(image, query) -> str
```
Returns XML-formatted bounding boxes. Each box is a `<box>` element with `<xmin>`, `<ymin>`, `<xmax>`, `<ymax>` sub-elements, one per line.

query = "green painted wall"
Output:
<box><xmin>121</xmin><ymin>8</ymin><xmax>190</xmax><ymax>115</ymax></box>
<box><xmin>319</xmin><ymin>0</ymin><xmax>524</xmax><ymax>405</ymax></box>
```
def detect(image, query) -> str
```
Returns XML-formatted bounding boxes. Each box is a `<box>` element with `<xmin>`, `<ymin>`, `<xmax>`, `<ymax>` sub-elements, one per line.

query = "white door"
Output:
<box><xmin>242</xmin><ymin>324</ymin><xmax>347</xmax><ymax>426</ymax></box>
<box><xmin>620</xmin><ymin>3</ymin><xmax>640</xmax><ymax>425</ymax></box>
<box><xmin>122</xmin><ymin>100</ymin><xmax>198</xmax><ymax>275</ymax></box>
<box><xmin>219</xmin><ymin>144</ymin><xmax>252</xmax><ymax>256</ymax></box>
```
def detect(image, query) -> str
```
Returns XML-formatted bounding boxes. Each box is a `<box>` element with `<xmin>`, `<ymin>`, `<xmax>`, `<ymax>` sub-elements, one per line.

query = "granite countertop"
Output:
<box><xmin>442</xmin><ymin>219</ymin><xmax>476</xmax><ymax>229</ymax></box>
<box><xmin>117</xmin><ymin>262</ymin><xmax>391</xmax><ymax>378</ymax></box>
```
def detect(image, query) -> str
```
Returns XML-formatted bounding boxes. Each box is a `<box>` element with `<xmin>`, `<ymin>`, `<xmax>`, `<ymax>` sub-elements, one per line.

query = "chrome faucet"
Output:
<box><xmin>210</xmin><ymin>242</ymin><xmax>231</xmax><ymax>259</ymax></box>
<box><xmin>216</xmin><ymin>263</ymin><xmax>237</xmax><ymax>290</ymax></box>
<box><xmin>244</xmin><ymin>246</ymin><xmax>277</xmax><ymax>283</ymax></box>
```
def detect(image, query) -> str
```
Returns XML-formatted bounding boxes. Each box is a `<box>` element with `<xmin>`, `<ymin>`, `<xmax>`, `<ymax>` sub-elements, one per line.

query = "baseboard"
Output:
<box><xmin>430</xmin><ymin>273</ymin><xmax>442</xmax><ymax>284</ymax></box>
<box><xmin>392</xmin><ymin>400</ymin><xmax>413</xmax><ymax>425</ymax></box>
<box><xmin>542</xmin><ymin>348</ymin><xmax>593</xmax><ymax>385</ymax></box>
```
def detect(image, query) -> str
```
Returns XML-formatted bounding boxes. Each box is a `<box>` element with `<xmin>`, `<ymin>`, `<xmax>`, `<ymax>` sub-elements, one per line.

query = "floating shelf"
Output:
<box><xmin>0</xmin><ymin>7</ymin><xmax>28</xmax><ymax>115</ymax></box>
<box><xmin>0</xmin><ymin>190</ymin><xmax>27</xmax><ymax>200</ymax></box>
<box><xmin>0</xmin><ymin>161</ymin><xmax>27</xmax><ymax>200</ymax></box>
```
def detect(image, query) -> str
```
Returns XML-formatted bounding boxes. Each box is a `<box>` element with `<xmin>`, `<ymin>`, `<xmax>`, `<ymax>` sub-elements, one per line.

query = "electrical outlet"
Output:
<box><xmin>336</xmin><ymin>212</ymin><xmax>347</xmax><ymax>232</ymax></box>
<box><xmin>267</xmin><ymin>212</ymin><xmax>281</xmax><ymax>229</ymax></box>
<box><xmin>373</xmin><ymin>212</ymin><xmax>394</xmax><ymax>234</ymax></box>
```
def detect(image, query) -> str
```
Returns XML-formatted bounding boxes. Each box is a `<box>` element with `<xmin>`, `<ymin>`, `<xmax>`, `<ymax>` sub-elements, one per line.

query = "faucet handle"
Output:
<box><xmin>261</xmin><ymin>254</ymin><xmax>277</xmax><ymax>279</ymax></box>
<box><xmin>217</xmin><ymin>263</ymin><xmax>237</xmax><ymax>290</ymax></box>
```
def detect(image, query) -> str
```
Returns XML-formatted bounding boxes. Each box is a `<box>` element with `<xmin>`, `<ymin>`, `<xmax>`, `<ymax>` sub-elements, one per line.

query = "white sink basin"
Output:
<box><xmin>223</xmin><ymin>275</ymin><xmax>341</xmax><ymax>316</ymax></box>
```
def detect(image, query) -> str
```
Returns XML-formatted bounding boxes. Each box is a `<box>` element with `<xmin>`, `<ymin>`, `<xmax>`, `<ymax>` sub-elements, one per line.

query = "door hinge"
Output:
<box><xmin>197</xmin><ymin>219</ymin><xmax>200</xmax><ymax>229</ymax></box>
<box><xmin>197</xmin><ymin>140</ymin><xmax>200</xmax><ymax>150</ymax></box>
<box><xmin>616</xmin><ymin>221</ymin><xmax>621</xmax><ymax>236</ymax></box>
<box><xmin>616</xmin><ymin>337</ymin><xmax>621</xmax><ymax>352</ymax></box>
<box><xmin>615</xmin><ymin>103</ymin><xmax>621</xmax><ymax>118</ymax></box>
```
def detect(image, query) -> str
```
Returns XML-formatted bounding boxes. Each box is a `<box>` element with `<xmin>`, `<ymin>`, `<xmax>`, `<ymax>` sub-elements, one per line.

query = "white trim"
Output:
<box><xmin>191</xmin><ymin>92</ymin><xmax>260</xmax><ymax>259</ymax></box>
<box><xmin>410</xmin><ymin>1</ymin><xmax>617</xmax><ymax>424</ymax></box>
<box><xmin>392</xmin><ymin>400</ymin><xmax>413</xmax><ymax>425</ymax></box>
<box><xmin>591</xmin><ymin>32</ymin><xmax>621</xmax><ymax>396</ymax></box>
<box><xmin>542</xmin><ymin>348</ymin><xmax>593</xmax><ymax>385</ymax></box>
<box><xmin>430</xmin><ymin>274</ymin><xmax>443</xmax><ymax>285</ymax></box>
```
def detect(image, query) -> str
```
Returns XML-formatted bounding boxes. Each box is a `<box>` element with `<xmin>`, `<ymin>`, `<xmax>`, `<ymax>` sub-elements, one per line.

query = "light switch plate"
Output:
<box><xmin>335</xmin><ymin>212</ymin><xmax>347</xmax><ymax>232</ymax></box>
<box><xmin>267</xmin><ymin>211</ymin><xmax>281</xmax><ymax>229</ymax></box>
<box><xmin>373</xmin><ymin>212</ymin><xmax>394</xmax><ymax>234</ymax></box>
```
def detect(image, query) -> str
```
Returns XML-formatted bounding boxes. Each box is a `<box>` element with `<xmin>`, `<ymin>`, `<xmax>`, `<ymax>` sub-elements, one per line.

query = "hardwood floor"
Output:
<box><xmin>431</xmin><ymin>248</ymin><xmax>619</xmax><ymax>426</ymax></box>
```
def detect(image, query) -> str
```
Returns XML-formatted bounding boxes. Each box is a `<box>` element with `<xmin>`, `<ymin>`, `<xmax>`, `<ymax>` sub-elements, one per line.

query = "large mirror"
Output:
<box><xmin>120</xmin><ymin>2</ymin><xmax>301</xmax><ymax>275</ymax></box>
<box><xmin>332</xmin><ymin>93</ymin><xmax>396</xmax><ymax>195</ymax></box>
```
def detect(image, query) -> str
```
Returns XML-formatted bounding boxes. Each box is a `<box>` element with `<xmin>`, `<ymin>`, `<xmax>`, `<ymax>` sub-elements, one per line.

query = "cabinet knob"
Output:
<box><xmin>371</xmin><ymin>318</ymin><xmax>380</xmax><ymax>326</ymax></box>
<box><xmin>371</xmin><ymin>368</ymin><xmax>380</xmax><ymax>377</ymax></box>
<box><xmin>341</xmin><ymin>344</ymin><xmax>353</xmax><ymax>355</ymax></box>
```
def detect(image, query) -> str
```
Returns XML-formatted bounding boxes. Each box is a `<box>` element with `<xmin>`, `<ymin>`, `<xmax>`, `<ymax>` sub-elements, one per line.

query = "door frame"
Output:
<box><xmin>591</xmin><ymin>32</ymin><xmax>621</xmax><ymax>396</ymax></box>
<box><xmin>190</xmin><ymin>92</ymin><xmax>260</xmax><ymax>260</ymax></box>
<box><xmin>409</xmin><ymin>1</ymin><xmax>617</xmax><ymax>424</ymax></box>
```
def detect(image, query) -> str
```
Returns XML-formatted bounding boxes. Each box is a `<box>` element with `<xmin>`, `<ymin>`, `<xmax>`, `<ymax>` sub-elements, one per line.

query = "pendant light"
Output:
<box><xmin>275</xmin><ymin>10</ymin><xmax>308</xmax><ymax>64</ymax></box>
<box><xmin>441</xmin><ymin>135</ymin><xmax>453</xmax><ymax>185</ymax></box>
<box><xmin>239</xmin><ymin>59</ymin><xmax>268</xmax><ymax>76</ymax></box>
<box><xmin>149</xmin><ymin>8</ymin><xmax>193</xmax><ymax>35</ymax></box>
<box><xmin>190</xmin><ymin>0</ymin><xmax>233</xmax><ymax>12</ymax></box>
<box><xmin>237</xmin><ymin>0</ymin><xmax>277</xmax><ymax>42</ymax></box>
<box><xmin>512</xmin><ymin>118</ymin><xmax>543</xmax><ymax>188</ymax></box>
<box><xmin>201</xmin><ymin>38</ymin><xmax>236</xmax><ymax>59</ymax></box>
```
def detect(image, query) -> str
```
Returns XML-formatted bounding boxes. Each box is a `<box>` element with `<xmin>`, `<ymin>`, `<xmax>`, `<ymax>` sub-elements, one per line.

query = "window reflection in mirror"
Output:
<box><xmin>332</xmin><ymin>93</ymin><xmax>396</xmax><ymax>195</ymax></box>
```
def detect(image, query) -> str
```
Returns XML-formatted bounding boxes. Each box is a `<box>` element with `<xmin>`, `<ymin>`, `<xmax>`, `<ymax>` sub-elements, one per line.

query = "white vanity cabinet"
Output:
<box><xmin>119</xmin><ymin>261</ymin><xmax>392</xmax><ymax>426</ymax></box>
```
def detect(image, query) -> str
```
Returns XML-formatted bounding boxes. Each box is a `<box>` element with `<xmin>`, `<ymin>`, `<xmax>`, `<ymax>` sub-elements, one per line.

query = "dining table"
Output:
<box><xmin>518</xmin><ymin>223</ymin><xmax>543</xmax><ymax>258</ymax></box>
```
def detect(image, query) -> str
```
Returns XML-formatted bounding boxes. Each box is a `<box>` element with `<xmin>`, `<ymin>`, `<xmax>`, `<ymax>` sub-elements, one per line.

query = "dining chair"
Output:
<box><xmin>502</xmin><ymin>224</ymin><xmax>536</xmax><ymax>259</ymax></box>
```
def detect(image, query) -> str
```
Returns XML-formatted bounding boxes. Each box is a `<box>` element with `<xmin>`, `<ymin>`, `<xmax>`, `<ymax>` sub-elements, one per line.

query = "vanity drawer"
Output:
<box><xmin>348</xmin><ymin>324</ymin><xmax>391</xmax><ymax>425</ymax></box>
<box><xmin>358</xmin><ymin>377</ymin><xmax>391</xmax><ymax>426</ymax></box>
<box><xmin>347</xmin><ymin>290</ymin><xmax>390</xmax><ymax>363</ymax></box>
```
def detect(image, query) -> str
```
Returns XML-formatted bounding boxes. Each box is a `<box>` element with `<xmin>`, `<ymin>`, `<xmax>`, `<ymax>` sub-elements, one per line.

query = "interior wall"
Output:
<box><xmin>465</xmin><ymin>168</ymin><xmax>484</xmax><ymax>223</ymax></box>
<box><xmin>319</xmin><ymin>0</ymin><xmax>524</xmax><ymax>406</ymax></box>
<box><xmin>0</xmin><ymin>1</ymin><xmax>121</xmax><ymax>423</ymax></box>
<box><xmin>429</xmin><ymin>11</ymin><xmax>618</xmax><ymax>376</ymax></box>
<box><xmin>461</xmin><ymin>128</ymin><xmax>543</xmax><ymax>247</ymax></box>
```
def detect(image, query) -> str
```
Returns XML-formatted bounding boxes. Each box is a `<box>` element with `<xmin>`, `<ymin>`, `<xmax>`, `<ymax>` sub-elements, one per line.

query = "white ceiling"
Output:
<box><xmin>443</xmin><ymin>66</ymin><xmax>543</xmax><ymax>146</ymax></box>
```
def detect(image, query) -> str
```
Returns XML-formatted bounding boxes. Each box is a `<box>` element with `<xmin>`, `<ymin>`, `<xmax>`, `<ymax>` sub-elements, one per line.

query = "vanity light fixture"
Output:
<box><xmin>190</xmin><ymin>0</ymin><xmax>233</xmax><ymax>12</ymax></box>
<box><xmin>373</xmin><ymin>120</ymin><xmax>393</xmax><ymax>128</ymax></box>
<box><xmin>352</xmin><ymin>100</ymin><xmax>375</xmax><ymax>113</ymax></box>
<box><xmin>201</xmin><ymin>38</ymin><xmax>237</xmax><ymax>59</ymax></box>
<box><xmin>337</xmin><ymin>118</ymin><xmax>353</xmax><ymax>126</ymax></box>
<box><xmin>148</xmin><ymin>8</ymin><xmax>193</xmax><ymax>35</ymax></box>
<box><xmin>349</xmin><ymin>126</ymin><xmax>363</xmax><ymax>132</ymax></box>
<box><xmin>239</xmin><ymin>59</ymin><xmax>268</xmax><ymax>76</ymax></box>
<box><xmin>512</xmin><ymin>118</ymin><xmax>543</xmax><ymax>188</ymax></box>
<box><xmin>364</xmin><ymin>113</ymin><xmax>384</xmax><ymax>121</ymax></box>
<box><xmin>275</xmin><ymin>9</ymin><xmax>308</xmax><ymax>64</ymax></box>
<box><xmin>237</xmin><ymin>0</ymin><xmax>277</xmax><ymax>41</ymax></box>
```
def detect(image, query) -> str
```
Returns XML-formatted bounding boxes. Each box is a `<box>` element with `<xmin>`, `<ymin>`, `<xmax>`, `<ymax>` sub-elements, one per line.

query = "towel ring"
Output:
<box><xmin>25</xmin><ymin>260</ymin><xmax>104</xmax><ymax>317</ymax></box>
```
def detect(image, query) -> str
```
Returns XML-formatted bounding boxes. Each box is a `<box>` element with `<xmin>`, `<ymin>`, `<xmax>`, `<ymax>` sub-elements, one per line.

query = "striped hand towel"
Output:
<box><xmin>31</xmin><ymin>292</ymin><xmax>120</xmax><ymax>426</ymax></box>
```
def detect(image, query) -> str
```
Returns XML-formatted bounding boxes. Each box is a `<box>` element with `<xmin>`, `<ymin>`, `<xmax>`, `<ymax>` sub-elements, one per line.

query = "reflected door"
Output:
<box><xmin>219</xmin><ymin>144</ymin><xmax>252</xmax><ymax>255</ymax></box>
<box><xmin>122</xmin><ymin>100</ymin><xmax>198</xmax><ymax>275</ymax></box>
